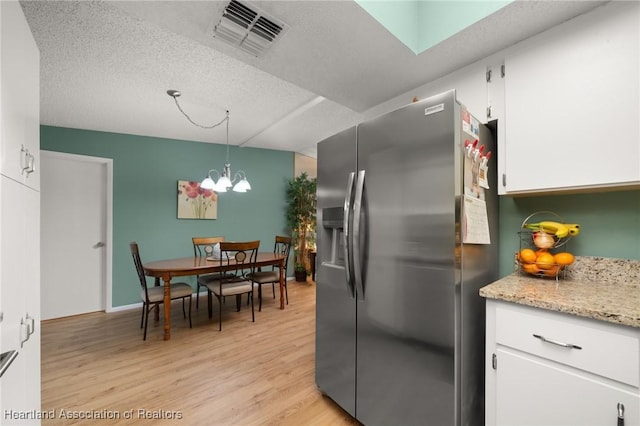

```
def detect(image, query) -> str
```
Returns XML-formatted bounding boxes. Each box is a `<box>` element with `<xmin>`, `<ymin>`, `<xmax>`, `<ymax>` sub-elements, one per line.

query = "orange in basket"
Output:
<box><xmin>536</xmin><ymin>252</ymin><xmax>555</xmax><ymax>270</ymax></box>
<box><xmin>518</xmin><ymin>248</ymin><xmax>537</xmax><ymax>264</ymax></box>
<box><xmin>554</xmin><ymin>252</ymin><xmax>575</xmax><ymax>266</ymax></box>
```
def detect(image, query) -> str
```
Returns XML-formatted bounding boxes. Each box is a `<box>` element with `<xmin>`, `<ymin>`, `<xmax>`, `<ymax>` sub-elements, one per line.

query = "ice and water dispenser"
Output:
<box><xmin>320</xmin><ymin>207</ymin><xmax>345</xmax><ymax>268</ymax></box>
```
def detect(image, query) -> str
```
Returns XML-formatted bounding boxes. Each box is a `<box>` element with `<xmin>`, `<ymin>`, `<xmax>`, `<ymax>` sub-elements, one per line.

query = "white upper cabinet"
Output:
<box><xmin>499</xmin><ymin>1</ymin><xmax>639</xmax><ymax>194</ymax></box>
<box><xmin>0</xmin><ymin>0</ymin><xmax>40</xmax><ymax>191</ymax></box>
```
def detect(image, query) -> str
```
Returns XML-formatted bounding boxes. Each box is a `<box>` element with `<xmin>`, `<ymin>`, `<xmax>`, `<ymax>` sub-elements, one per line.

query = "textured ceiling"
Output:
<box><xmin>21</xmin><ymin>0</ymin><xmax>607</xmax><ymax>158</ymax></box>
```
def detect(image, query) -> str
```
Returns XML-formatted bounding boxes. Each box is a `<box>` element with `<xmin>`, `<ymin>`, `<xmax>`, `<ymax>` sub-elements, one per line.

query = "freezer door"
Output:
<box><xmin>315</xmin><ymin>126</ymin><xmax>357</xmax><ymax>417</ymax></box>
<box><xmin>355</xmin><ymin>91</ymin><xmax>458</xmax><ymax>425</ymax></box>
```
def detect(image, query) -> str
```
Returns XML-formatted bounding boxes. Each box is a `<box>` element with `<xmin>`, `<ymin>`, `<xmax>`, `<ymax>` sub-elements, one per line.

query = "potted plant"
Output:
<box><xmin>286</xmin><ymin>172</ymin><xmax>317</xmax><ymax>282</ymax></box>
<box><xmin>294</xmin><ymin>263</ymin><xmax>308</xmax><ymax>282</ymax></box>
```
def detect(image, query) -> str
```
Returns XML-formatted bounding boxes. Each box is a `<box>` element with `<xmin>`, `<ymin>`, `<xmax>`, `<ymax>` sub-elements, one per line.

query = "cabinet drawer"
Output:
<box><xmin>495</xmin><ymin>303</ymin><xmax>639</xmax><ymax>387</ymax></box>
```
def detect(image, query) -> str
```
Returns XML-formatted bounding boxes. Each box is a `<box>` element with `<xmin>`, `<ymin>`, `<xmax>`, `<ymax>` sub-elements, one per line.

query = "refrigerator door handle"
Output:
<box><xmin>343</xmin><ymin>172</ymin><xmax>356</xmax><ymax>297</ymax></box>
<box><xmin>352</xmin><ymin>169</ymin><xmax>365</xmax><ymax>300</ymax></box>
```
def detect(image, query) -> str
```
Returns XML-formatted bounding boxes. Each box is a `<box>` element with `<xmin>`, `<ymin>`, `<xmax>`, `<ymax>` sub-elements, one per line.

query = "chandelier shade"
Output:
<box><xmin>167</xmin><ymin>89</ymin><xmax>251</xmax><ymax>193</ymax></box>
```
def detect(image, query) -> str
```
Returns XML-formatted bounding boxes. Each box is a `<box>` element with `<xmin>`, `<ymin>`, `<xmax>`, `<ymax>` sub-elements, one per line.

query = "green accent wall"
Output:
<box><xmin>41</xmin><ymin>126</ymin><xmax>293</xmax><ymax>307</ymax></box>
<box><xmin>498</xmin><ymin>190</ymin><xmax>640</xmax><ymax>277</ymax></box>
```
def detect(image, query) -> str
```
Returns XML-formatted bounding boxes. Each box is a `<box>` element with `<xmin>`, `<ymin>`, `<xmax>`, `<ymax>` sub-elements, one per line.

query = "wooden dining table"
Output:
<box><xmin>143</xmin><ymin>252</ymin><xmax>287</xmax><ymax>340</ymax></box>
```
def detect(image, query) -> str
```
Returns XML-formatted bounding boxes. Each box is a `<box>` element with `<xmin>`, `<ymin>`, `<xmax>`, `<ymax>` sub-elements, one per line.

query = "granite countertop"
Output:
<box><xmin>479</xmin><ymin>256</ymin><xmax>640</xmax><ymax>328</ymax></box>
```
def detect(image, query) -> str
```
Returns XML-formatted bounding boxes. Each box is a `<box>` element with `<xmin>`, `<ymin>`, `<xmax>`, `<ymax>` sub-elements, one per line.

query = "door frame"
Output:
<box><xmin>40</xmin><ymin>150</ymin><xmax>114</xmax><ymax>312</ymax></box>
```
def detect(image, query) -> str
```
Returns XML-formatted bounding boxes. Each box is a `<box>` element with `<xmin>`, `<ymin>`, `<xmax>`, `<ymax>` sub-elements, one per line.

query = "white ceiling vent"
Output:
<box><xmin>213</xmin><ymin>0</ymin><xmax>286</xmax><ymax>57</ymax></box>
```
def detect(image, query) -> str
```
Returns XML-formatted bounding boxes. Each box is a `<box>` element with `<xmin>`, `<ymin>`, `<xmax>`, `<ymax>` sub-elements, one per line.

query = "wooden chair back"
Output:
<box><xmin>192</xmin><ymin>236</ymin><xmax>226</xmax><ymax>257</ymax></box>
<box><xmin>218</xmin><ymin>240</ymin><xmax>260</xmax><ymax>278</ymax></box>
<box><xmin>130</xmin><ymin>242</ymin><xmax>150</xmax><ymax>301</ymax></box>
<box><xmin>274</xmin><ymin>235</ymin><xmax>292</xmax><ymax>274</ymax></box>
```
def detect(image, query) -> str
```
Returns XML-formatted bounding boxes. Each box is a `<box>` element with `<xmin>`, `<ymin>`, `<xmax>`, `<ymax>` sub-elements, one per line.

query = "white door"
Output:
<box><xmin>40</xmin><ymin>151</ymin><xmax>111</xmax><ymax>319</ymax></box>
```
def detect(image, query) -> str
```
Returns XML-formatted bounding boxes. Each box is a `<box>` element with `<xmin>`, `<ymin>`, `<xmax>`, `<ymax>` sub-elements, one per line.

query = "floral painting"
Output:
<box><xmin>177</xmin><ymin>180</ymin><xmax>218</xmax><ymax>219</ymax></box>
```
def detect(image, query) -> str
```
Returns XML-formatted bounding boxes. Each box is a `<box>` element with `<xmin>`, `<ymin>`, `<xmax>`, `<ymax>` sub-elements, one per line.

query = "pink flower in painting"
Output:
<box><xmin>179</xmin><ymin>181</ymin><xmax>217</xmax><ymax>219</ymax></box>
<box><xmin>185</xmin><ymin>182</ymin><xmax>200</xmax><ymax>199</ymax></box>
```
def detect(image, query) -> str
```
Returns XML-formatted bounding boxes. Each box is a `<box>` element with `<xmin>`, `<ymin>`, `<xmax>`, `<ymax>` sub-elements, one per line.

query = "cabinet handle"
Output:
<box><xmin>20</xmin><ymin>318</ymin><xmax>30</xmax><ymax>348</ymax></box>
<box><xmin>26</xmin><ymin>313</ymin><xmax>35</xmax><ymax>337</ymax></box>
<box><xmin>532</xmin><ymin>334</ymin><xmax>582</xmax><ymax>350</ymax></box>
<box><xmin>27</xmin><ymin>153</ymin><xmax>36</xmax><ymax>175</ymax></box>
<box><xmin>618</xmin><ymin>403</ymin><xmax>624</xmax><ymax>426</ymax></box>
<box><xmin>20</xmin><ymin>145</ymin><xmax>36</xmax><ymax>175</ymax></box>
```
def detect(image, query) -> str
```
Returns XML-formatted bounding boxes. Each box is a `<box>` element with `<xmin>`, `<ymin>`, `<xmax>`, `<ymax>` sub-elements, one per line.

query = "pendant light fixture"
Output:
<box><xmin>167</xmin><ymin>89</ymin><xmax>251</xmax><ymax>193</ymax></box>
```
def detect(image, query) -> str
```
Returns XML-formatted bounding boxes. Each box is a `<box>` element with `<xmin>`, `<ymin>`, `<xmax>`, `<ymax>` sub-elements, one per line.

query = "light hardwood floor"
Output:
<box><xmin>41</xmin><ymin>279</ymin><xmax>360</xmax><ymax>426</ymax></box>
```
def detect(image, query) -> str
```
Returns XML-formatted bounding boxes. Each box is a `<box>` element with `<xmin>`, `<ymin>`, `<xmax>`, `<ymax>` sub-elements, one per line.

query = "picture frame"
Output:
<box><xmin>177</xmin><ymin>180</ymin><xmax>218</xmax><ymax>219</ymax></box>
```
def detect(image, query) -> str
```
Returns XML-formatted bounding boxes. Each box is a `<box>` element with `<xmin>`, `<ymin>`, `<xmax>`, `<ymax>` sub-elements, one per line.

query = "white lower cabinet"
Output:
<box><xmin>0</xmin><ymin>176</ymin><xmax>41</xmax><ymax>425</ymax></box>
<box><xmin>486</xmin><ymin>300</ymin><xmax>640</xmax><ymax>426</ymax></box>
<box><xmin>496</xmin><ymin>348</ymin><xmax>639</xmax><ymax>425</ymax></box>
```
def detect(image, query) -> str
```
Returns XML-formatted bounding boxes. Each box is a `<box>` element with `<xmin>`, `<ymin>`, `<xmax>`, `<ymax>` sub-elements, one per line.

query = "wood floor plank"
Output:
<box><xmin>41</xmin><ymin>280</ymin><xmax>360</xmax><ymax>425</ymax></box>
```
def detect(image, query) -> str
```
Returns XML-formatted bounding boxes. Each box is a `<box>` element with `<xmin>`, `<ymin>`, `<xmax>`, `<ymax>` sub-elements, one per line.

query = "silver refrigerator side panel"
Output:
<box><xmin>355</xmin><ymin>91</ymin><xmax>458</xmax><ymax>426</ymax></box>
<box><xmin>315</xmin><ymin>126</ymin><xmax>357</xmax><ymax>417</ymax></box>
<box><xmin>458</xmin><ymin>116</ymin><xmax>499</xmax><ymax>425</ymax></box>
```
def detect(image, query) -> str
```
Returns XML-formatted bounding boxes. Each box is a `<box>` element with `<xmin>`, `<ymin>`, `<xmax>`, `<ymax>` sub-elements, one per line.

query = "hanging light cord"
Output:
<box><xmin>168</xmin><ymin>90</ymin><xmax>228</xmax><ymax>130</ymax></box>
<box><xmin>224</xmin><ymin>112</ymin><xmax>230</xmax><ymax>163</ymax></box>
<box><xmin>167</xmin><ymin>89</ymin><xmax>249</xmax><ymax>191</ymax></box>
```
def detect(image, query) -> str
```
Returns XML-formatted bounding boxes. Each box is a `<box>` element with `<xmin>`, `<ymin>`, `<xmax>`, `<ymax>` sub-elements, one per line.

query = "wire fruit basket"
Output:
<box><xmin>515</xmin><ymin>211</ymin><xmax>578</xmax><ymax>280</ymax></box>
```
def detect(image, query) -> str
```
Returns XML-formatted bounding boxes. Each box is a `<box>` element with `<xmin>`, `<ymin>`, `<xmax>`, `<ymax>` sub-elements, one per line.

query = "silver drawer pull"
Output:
<box><xmin>532</xmin><ymin>334</ymin><xmax>582</xmax><ymax>350</ymax></box>
<box><xmin>0</xmin><ymin>350</ymin><xmax>19</xmax><ymax>378</ymax></box>
<box><xmin>618</xmin><ymin>402</ymin><xmax>625</xmax><ymax>426</ymax></box>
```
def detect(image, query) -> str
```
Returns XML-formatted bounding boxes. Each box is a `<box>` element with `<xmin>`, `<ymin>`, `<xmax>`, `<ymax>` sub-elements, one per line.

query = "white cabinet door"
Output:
<box><xmin>501</xmin><ymin>1</ymin><xmax>639</xmax><ymax>194</ymax></box>
<box><xmin>0</xmin><ymin>0</ymin><xmax>40</xmax><ymax>190</ymax></box>
<box><xmin>0</xmin><ymin>176</ymin><xmax>40</xmax><ymax>425</ymax></box>
<box><xmin>22</xmin><ymin>183</ymin><xmax>40</xmax><ymax>421</ymax></box>
<box><xmin>496</xmin><ymin>347</ymin><xmax>639</xmax><ymax>426</ymax></box>
<box><xmin>0</xmin><ymin>176</ymin><xmax>28</xmax><ymax>421</ymax></box>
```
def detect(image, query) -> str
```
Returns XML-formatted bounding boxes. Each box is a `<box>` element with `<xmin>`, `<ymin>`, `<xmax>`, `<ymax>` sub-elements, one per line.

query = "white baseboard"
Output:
<box><xmin>108</xmin><ymin>278</ymin><xmax>295</xmax><ymax>312</ymax></box>
<box><xmin>107</xmin><ymin>302</ymin><xmax>141</xmax><ymax>313</ymax></box>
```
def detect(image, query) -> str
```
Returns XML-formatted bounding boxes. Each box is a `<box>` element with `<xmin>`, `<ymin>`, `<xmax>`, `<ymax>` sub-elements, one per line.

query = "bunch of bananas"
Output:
<box><xmin>524</xmin><ymin>221</ymin><xmax>580</xmax><ymax>238</ymax></box>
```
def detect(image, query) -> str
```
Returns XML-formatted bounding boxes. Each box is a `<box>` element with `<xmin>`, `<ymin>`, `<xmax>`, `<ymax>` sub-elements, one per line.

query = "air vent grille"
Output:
<box><xmin>213</xmin><ymin>0</ymin><xmax>285</xmax><ymax>56</ymax></box>
<box><xmin>223</xmin><ymin>0</ymin><xmax>256</xmax><ymax>29</ymax></box>
<box><xmin>251</xmin><ymin>16</ymin><xmax>282</xmax><ymax>42</ymax></box>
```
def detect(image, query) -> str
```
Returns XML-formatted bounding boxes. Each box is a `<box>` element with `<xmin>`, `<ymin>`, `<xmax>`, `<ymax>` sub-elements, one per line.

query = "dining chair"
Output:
<box><xmin>192</xmin><ymin>236</ymin><xmax>233</xmax><ymax>309</ymax></box>
<box><xmin>247</xmin><ymin>235</ymin><xmax>291</xmax><ymax>311</ymax></box>
<box><xmin>130</xmin><ymin>242</ymin><xmax>193</xmax><ymax>340</ymax></box>
<box><xmin>206</xmin><ymin>240</ymin><xmax>260</xmax><ymax>331</ymax></box>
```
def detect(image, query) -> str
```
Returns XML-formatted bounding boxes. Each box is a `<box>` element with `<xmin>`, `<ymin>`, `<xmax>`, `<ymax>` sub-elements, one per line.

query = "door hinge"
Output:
<box><xmin>501</xmin><ymin>64</ymin><xmax>505</xmax><ymax>78</ymax></box>
<box><xmin>492</xmin><ymin>353</ymin><xmax>497</xmax><ymax>370</ymax></box>
<box><xmin>486</xmin><ymin>105</ymin><xmax>492</xmax><ymax>120</ymax></box>
<box><xmin>486</xmin><ymin>68</ymin><xmax>492</xmax><ymax>83</ymax></box>
<box><xmin>502</xmin><ymin>174</ymin><xmax>507</xmax><ymax>187</ymax></box>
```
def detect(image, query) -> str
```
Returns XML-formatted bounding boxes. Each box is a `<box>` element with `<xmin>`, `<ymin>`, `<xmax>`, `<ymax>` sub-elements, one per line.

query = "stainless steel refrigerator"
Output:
<box><xmin>315</xmin><ymin>90</ymin><xmax>498</xmax><ymax>426</ymax></box>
